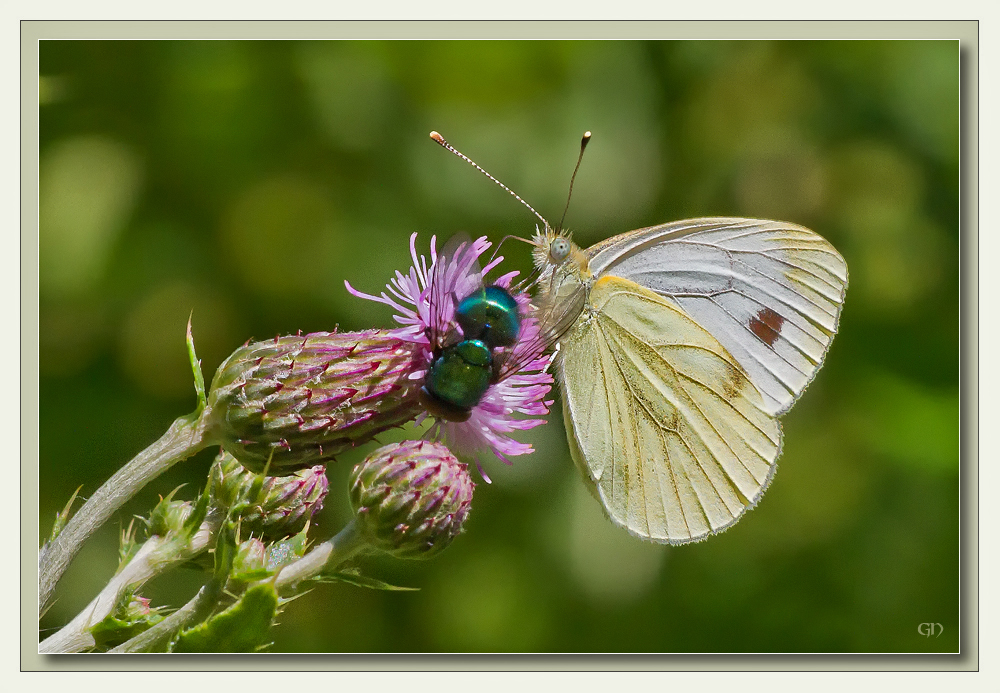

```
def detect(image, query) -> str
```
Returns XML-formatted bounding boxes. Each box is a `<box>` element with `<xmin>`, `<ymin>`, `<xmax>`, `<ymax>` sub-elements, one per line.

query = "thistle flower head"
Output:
<box><xmin>346</xmin><ymin>233</ymin><xmax>554</xmax><ymax>479</ymax></box>
<box><xmin>210</xmin><ymin>450</ymin><xmax>328</xmax><ymax>540</ymax></box>
<box><xmin>206</xmin><ymin>330</ymin><xmax>425</xmax><ymax>474</ymax></box>
<box><xmin>349</xmin><ymin>440</ymin><xmax>474</xmax><ymax>559</ymax></box>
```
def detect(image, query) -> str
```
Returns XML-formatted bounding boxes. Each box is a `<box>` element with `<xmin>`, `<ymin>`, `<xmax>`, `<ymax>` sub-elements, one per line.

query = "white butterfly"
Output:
<box><xmin>530</xmin><ymin>217</ymin><xmax>848</xmax><ymax>544</ymax></box>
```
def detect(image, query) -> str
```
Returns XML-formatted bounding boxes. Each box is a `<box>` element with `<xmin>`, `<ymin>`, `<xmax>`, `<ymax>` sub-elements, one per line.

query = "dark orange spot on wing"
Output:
<box><xmin>748</xmin><ymin>307</ymin><xmax>785</xmax><ymax>347</ymax></box>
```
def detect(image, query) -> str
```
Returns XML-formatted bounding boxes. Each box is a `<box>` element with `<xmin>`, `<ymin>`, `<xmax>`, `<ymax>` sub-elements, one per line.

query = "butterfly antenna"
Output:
<box><xmin>430</xmin><ymin>131</ymin><xmax>550</xmax><ymax>230</ymax></box>
<box><xmin>556</xmin><ymin>131</ymin><xmax>592</xmax><ymax>233</ymax></box>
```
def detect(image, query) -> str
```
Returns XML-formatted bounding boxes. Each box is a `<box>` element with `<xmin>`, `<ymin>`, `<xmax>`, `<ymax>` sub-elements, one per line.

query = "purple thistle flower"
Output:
<box><xmin>346</xmin><ymin>233</ymin><xmax>554</xmax><ymax>480</ymax></box>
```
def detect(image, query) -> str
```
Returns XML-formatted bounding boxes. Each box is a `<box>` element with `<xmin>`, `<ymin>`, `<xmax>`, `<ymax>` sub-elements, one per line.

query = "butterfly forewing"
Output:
<box><xmin>585</xmin><ymin>218</ymin><xmax>848</xmax><ymax>416</ymax></box>
<box><xmin>493</xmin><ymin>275</ymin><xmax>587</xmax><ymax>381</ymax></box>
<box><xmin>558</xmin><ymin>275</ymin><xmax>781</xmax><ymax>544</ymax></box>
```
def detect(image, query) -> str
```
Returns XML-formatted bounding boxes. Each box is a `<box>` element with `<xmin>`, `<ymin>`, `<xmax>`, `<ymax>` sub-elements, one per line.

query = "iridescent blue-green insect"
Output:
<box><xmin>421</xmin><ymin>283</ymin><xmax>522</xmax><ymax>422</ymax></box>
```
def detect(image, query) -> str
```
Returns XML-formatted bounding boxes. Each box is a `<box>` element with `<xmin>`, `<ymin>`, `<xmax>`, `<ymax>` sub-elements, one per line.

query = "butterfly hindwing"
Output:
<box><xmin>558</xmin><ymin>275</ymin><xmax>782</xmax><ymax>544</ymax></box>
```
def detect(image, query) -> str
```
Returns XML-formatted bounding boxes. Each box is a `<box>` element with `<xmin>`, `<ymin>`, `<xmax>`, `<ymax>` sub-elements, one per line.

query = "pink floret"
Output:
<box><xmin>346</xmin><ymin>232</ymin><xmax>554</xmax><ymax>480</ymax></box>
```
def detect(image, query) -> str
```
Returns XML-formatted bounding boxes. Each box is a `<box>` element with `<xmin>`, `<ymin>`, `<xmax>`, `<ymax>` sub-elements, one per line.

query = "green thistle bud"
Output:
<box><xmin>245</xmin><ymin>465</ymin><xmax>327</xmax><ymax>538</ymax></box>
<box><xmin>90</xmin><ymin>591</ymin><xmax>165</xmax><ymax>651</ymax></box>
<box><xmin>231</xmin><ymin>537</ymin><xmax>269</xmax><ymax>582</ymax></box>
<box><xmin>206</xmin><ymin>329</ymin><xmax>425</xmax><ymax>474</ymax></box>
<box><xmin>349</xmin><ymin>440</ymin><xmax>474</xmax><ymax>560</ymax></box>
<box><xmin>147</xmin><ymin>495</ymin><xmax>193</xmax><ymax>537</ymax></box>
<box><xmin>265</xmin><ymin>528</ymin><xmax>309</xmax><ymax>572</ymax></box>
<box><xmin>122</xmin><ymin>593</ymin><xmax>153</xmax><ymax>620</ymax></box>
<box><xmin>208</xmin><ymin>451</ymin><xmax>251</xmax><ymax>510</ymax></box>
<box><xmin>210</xmin><ymin>451</ymin><xmax>328</xmax><ymax>540</ymax></box>
<box><xmin>229</xmin><ymin>527</ymin><xmax>309</xmax><ymax>586</ymax></box>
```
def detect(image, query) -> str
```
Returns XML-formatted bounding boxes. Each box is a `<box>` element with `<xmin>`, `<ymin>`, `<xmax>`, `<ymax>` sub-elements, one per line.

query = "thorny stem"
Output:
<box><xmin>109</xmin><ymin>582</ymin><xmax>222</xmax><ymax>654</ymax></box>
<box><xmin>39</xmin><ymin>518</ymin><xmax>218</xmax><ymax>654</ymax></box>
<box><xmin>106</xmin><ymin>522</ymin><xmax>365</xmax><ymax>653</ymax></box>
<box><xmin>39</xmin><ymin>412</ymin><xmax>216</xmax><ymax>615</ymax></box>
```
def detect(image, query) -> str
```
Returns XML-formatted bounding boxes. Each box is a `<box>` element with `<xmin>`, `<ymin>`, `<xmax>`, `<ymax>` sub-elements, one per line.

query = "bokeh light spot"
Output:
<box><xmin>566</xmin><ymin>481</ymin><xmax>668</xmax><ymax>606</ymax></box>
<box><xmin>119</xmin><ymin>282</ymin><xmax>242</xmax><ymax>400</ymax></box>
<box><xmin>846</xmin><ymin>369</ymin><xmax>959</xmax><ymax>474</ymax></box>
<box><xmin>421</xmin><ymin>547</ymin><xmax>551</xmax><ymax>651</ymax></box>
<box><xmin>40</xmin><ymin>136</ymin><xmax>142</xmax><ymax>298</ymax></box>
<box><xmin>296</xmin><ymin>42</ymin><xmax>398</xmax><ymax>152</ymax></box>
<box><xmin>221</xmin><ymin>175</ymin><xmax>341</xmax><ymax>298</ymax></box>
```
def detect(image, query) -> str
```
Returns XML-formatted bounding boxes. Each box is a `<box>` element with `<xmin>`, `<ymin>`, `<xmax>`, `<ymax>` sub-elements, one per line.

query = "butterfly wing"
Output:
<box><xmin>492</xmin><ymin>279</ymin><xmax>587</xmax><ymax>382</ymax></box>
<box><xmin>558</xmin><ymin>275</ymin><xmax>781</xmax><ymax>544</ymax></box>
<box><xmin>426</xmin><ymin>234</ymin><xmax>484</xmax><ymax>350</ymax></box>
<box><xmin>586</xmin><ymin>218</ymin><xmax>848</xmax><ymax>416</ymax></box>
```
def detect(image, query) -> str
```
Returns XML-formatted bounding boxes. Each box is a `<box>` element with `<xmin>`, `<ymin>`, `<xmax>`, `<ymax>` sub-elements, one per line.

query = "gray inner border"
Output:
<box><xmin>21</xmin><ymin>19</ymin><xmax>979</xmax><ymax>673</ymax></box>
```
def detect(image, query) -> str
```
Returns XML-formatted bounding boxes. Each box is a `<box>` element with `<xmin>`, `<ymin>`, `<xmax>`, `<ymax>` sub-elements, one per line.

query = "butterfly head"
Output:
<box><xmin>531</xmin><ymin>224</ymin><xmax>578</xmax><ymax>267</ymax></box>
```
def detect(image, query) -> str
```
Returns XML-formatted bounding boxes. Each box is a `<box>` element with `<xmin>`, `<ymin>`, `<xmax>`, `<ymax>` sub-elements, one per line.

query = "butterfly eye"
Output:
<box><xmin>549</xmin><ymin>237</ymin><xmax>570</xmax><ymax>263</ymax></box>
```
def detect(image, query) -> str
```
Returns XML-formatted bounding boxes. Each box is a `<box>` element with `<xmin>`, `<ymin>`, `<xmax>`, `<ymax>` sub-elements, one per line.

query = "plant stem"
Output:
<box><xmin>90</xmin><ymin>522</ymin><xmax>362</xmax><ymax>653</ymax></box>
<box><xmin>104</xmin><ymin>522</ymin><xmax>363</xmax><ymax>653</ymax></box>
<box><xmin>39</xmin><ymin>537</ymin><xmax>162</xmax><ymax>654</ymax></box>
<box><xmin>38</xmin><ymin>518</ymin><xmax>218</xmax><ymax>654</ymax></box>
<box><xmin>39</xmin><ymin>412</ymin><xmax>216</xmax><ymax>614</ymax></box>
<box><xmin>272</xmin><ymin>520</ymin><xmax>365</xmax><ymax>595</ymax></box>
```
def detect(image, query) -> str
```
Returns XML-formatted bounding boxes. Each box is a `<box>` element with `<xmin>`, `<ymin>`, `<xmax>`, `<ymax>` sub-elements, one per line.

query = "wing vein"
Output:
<box><xmin>601</xmin><ymin>324</ymin><xmax>694</xmax><ymax>538</ymax></box>
<box><xmin>676</xmin><ymin>371</ymin><xmax>764</xmax><ymax>488</ymax></box>
<box><xmin>672</xmin><ymin>237</ymin><xmax>845</xmax><ymax>302</ymax></box>
<box><xmin>732</xmin><ymin>249</ymin><xmax>846</xmax><ymax>302</ymax></box>
<box><xmin>711</xmin><ymin>292</ymin><xmax>822</xmax><ymax>367</ymax></box>
<box><xmin>602</xmin><ymin>325</ymin><xmax>741</xmax><ymax>531</ymax></box>
<box><xmin>600</xmin><ymin>316</ymin><xmax>778</xmax><ymax>450</ymax></box>
<box><xmin>702</xmin><ymin>298</ymin><xmax>811</xmax><ymax>393</ymax></box>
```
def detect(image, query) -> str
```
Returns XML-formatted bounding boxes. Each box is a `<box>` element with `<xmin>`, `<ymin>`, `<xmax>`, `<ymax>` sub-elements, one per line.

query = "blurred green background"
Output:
<box><xmin>37</xmin><ymin>40</ymin><xmax>960</xmax><ymax>653</ymax></box>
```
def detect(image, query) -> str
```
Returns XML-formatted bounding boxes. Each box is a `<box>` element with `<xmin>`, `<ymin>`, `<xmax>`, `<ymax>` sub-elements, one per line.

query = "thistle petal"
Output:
<box><xmin>346</xmin><ymin>234</ymin><xmax>555</xmax><ymax>472</ymax></box>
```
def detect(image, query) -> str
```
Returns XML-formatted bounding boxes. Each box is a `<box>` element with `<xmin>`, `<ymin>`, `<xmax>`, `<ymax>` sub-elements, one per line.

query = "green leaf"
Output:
<box><xmin>47</xmin><ymin>486</ymin><xmax>82</xmax><ymax>544</ymax></box>
<box><xmin>91</xmin><ymin>614</ymin><xmax>163</xmax><ymax>651</ymax></box>
<box><xmin>319</xmin><ymin>569</ymin><xmax>419</xmax><ymax>592</ymax></box>
<box><xmin>117</xmin><ymin>520</ymin><xmax>141</xmax><ymax>569</ymax></box>
<box><xmin>183</xmin><ymin>482</ymin><xmax>211</xmax><ymax>538</ymax></box>
<box><xmin>186</xmin><ymin>313</ymin><xmax>206</xmax><ymax>415</ymax></box>
<box><xmin>171</xmin><ymin>583</ymin><xmax>278</xmax><ymax>653</ymax></box>
<box><xmin>214</xmin><ymin>520</ymin><xmax>238</xmax><ymax>581</ymax></box>
<box><xmin>230</xmin><ymin>566</ymin><xmax>272</xmax><ymax>583</ymax></box>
